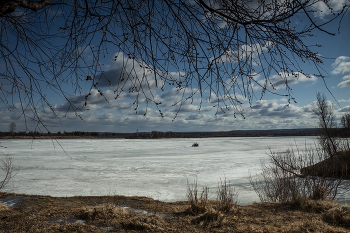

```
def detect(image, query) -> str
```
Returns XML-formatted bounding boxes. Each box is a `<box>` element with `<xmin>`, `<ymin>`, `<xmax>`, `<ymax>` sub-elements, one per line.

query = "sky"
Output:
<box><xmin>1</xmin><ymin>1</ymin><xmax>350</xmax><ymax>133</ymax></box>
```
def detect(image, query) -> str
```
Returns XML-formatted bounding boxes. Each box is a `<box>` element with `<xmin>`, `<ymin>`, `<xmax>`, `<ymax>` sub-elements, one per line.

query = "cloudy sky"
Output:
<box><xmin>1</xmin><ymin>1</ymin><xmax>350</xmax><ymax>133</ymax></box>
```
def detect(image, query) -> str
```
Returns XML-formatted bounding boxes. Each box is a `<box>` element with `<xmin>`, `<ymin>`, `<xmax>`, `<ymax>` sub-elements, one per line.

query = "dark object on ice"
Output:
<box><xmin>192</xmin><ymin>142</ymin><xmax>199</xmax><ymax>147</ymax></box>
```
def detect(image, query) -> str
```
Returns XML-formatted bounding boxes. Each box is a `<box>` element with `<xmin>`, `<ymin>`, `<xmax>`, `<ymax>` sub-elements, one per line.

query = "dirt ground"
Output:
<box><xmin>0</xmin><ymin>192</ymin><xmax>349</xmax><ymax>232</ymax></box>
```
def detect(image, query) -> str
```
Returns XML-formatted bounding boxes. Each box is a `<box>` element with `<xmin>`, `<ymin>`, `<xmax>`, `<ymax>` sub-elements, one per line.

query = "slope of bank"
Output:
<box><xmin>0</xmin><ymin>192</ymin><xmax>349</xmax><ymax>232</ymax></box>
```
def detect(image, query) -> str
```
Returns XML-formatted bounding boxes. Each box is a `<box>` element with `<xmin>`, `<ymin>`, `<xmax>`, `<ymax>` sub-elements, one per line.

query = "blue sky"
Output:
<box><xmin>1</xmin><ymin>1</ymin><xmax>350</xmax><ymax>133</ymax></box>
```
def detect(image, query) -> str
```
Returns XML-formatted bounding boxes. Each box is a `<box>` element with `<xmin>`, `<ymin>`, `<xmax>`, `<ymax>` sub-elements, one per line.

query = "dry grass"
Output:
<box><xmin>216</xmin><ymin>177</ymin><xmax>238</xmax><ymax>213</ymax></box>
<box><xmin>323</xmin><ymin>205</ymin><xmax>350</xmax><ymax>227</ymax></box>
<box><xmin>77</xmin><ymin>203</ymin><xmax>134</xmax><ymax>227</ymax></box>
<box><xmin>122</xmin><ymin>214</ymin><xmax>167</xmax><ymax>231</ymax></box>
<box><xmin>282</xmin><ymin>217</ymin><xmax>348</xmax><ymax>233</ymax></box>
<box><xmin>0</xmin><ymin>192</ymin><xmax>349</xmax><ymax>232</ymax></box>
<box><xmin>186</xmin><ymin>177</ymin><xmax>238</xmax><ymax>216</ymax></box>
<box><xmin>0</xmin><ymin>202</ymin><xmax>9</xmax><ymax>211</ymax></box>
<box><xmin>191</xmin><ymin>207</ymin><xmax>226</xmax><ymax>226</ymax></box>
<box><xmin>288</xmin><ymin>195</ymin><xmax>340</xmax><ymax>213</ymax></box>
<box><xmin>186</xmin><ymin>179</ymin><xmax>210</xmax><ymax>215</ymax></box>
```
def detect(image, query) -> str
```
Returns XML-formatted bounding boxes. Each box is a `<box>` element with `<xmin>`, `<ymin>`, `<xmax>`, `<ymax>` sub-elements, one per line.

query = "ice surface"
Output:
<box><xmin>1</xmin><ymin>137</ymin><xmax>349</xmax><ymax>205</ymax></box>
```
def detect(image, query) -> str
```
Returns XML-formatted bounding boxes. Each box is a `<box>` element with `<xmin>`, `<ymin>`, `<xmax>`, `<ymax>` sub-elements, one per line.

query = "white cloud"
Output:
<box><xmin>96</xmin><ymin>52</ymin><xmax>159</xmax><ymax>89</ymax></box>
<box><xmin>207</xmin><ymin>92</ymin><xmax>247</xmax><ymax>105</ymax></box>
<box><xmin>246</xmin><ymin>99</ymin><xmax>310</xmax><ymax>120</ymax></box>
<box><xmin>173</xmin><ymin>104</ymin><xmax>212</xmax><ymax>113</ymax></box>
<box><xmin>279</xmin><ymin>98</ymin><xmax>288</xmax><ymax>102</ymax></box>
<box><xmin>213</xmin><ymin>41</ymin><xmax>273</xmax><ymax>64</ymax></box>
<box><xmin>338</xmin><ymin>99</ymin><xmax>350</xmax><ymax>103</ymax></box>
<box><xmin>95</xmin><ymin>52</ymin><xmax>187</xmax><ymax>98</ymax></box>
<box><xmin>0</xmin><ymin>94</ymin><xmax>325</xmax><ymax>132</ymax></box>
<box><xmin>337</xmin><ymin>105</ymin><xmax>350</xmax><ymax>113</ymax></box>
<box><xmin>258</xmin><ymin>72</ymin><xmax>317</xmax><ymax>90</ymax></box>
<box><xmin>337</xmin><ymin>74</ymin><xmax>350</xmax><ymax>88</ymax></box>
<box><xmin>312</xmin><ymin>0</ymin><xmax>348</xmax><ymax>18</ymax></box>
<box><xmin>332</xmin><ymin>56</ymin><xmax>350</xmax><ymax>75</ymax></box>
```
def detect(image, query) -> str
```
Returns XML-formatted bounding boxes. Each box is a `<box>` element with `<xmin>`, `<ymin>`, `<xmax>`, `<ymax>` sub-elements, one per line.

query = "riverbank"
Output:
<box><xmin>0</xmin><ymin>192</ymin><xmax>349</xmax><ymax>232</ymax></box>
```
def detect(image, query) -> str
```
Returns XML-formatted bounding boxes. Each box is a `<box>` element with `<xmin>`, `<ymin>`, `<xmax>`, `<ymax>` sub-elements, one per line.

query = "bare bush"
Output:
<box><xmin>250</xmin><ymin>145</ymin><xmax>347</xmax><ymax>203</ymax></box>
<box><xmin>186</xmin><ymin>179</ymin><xmax>210</xmax><ymax>215</ymax></box>
<box><xmin>216</xmin><ymin>178</ymin><xmax>238</xmax><ymax>212</ymax></box>
<box><xmin>0</xmin><ymin>154</ymin><xmax>15</xmax><ymax>191</ymax></box>
<box><xmin>187</xmin><ymin>177</ymin><xmax>239</xmax><ymax>215</ymax></box>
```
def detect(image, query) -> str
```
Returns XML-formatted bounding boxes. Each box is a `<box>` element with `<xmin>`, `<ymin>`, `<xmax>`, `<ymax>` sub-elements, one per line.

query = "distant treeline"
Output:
<box><xmin>0</xmin><ymin>128</ymin><xmax>349</xmax><ymax>139</ymax></box>
<box><xmin>127</xmin><ymin>128</ymin><xmax>350</xmax><ymax>139</ymax></box>
<box><xmin>0</xmin><ymin>131</ymin><xmax>102</xmax><ymax>138</ymax></box>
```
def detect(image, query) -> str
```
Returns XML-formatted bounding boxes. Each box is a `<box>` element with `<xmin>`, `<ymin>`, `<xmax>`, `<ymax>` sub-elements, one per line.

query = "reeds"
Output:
<box><xmin>186</xmin><ymin>179</ymin><xmax>209</xmax><ymax>215</ymax></box>
<box><xmin>187</xmin><ymin>177</ymin><xmax>238</xmax><ymax>215</ymax></box>
<box><xmin>216</xmin><ymin>177</ymin><xmax>238</xmax><ymax>212</ymax></box>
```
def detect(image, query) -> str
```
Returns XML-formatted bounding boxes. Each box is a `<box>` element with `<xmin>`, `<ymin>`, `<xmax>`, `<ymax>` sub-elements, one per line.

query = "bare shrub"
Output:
<box><xmin>251</xmin><ymin>93</ymin><xmax>350</xmax><ymax>207</ymax></box>
<box><xmin>0</xmin><ymin>154</ymin><xmax>15</xmax><ymax>191</ymax></box>
<box><xmin>186</xmin><ymin>179</ymin><xmax>210</xmax><ymax>215</ymax></box>
<box><xmin>216</xmin><ymin>178</ymin><xmax>238</xmax><ymax>213</ymax></box>
<box><xmin>250</xmin><ymin>145</ymin><xmax>347</xmax><ymax>203</ymax></box>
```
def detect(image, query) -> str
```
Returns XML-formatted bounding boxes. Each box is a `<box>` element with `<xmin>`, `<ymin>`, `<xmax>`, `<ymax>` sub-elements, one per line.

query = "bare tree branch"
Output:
<box><xmin>0</xmin><ymin>0</ymin><xmax>349</xmax><ymax>129</ymax></box>
<box><xmin>0</xmin><ymin>0</ymin><xmax>54</xmax><ymax>16</ymax></box>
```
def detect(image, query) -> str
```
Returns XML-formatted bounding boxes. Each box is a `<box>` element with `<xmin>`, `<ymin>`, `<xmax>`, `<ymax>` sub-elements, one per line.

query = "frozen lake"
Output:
<box><xmin>1</xmin><ymin>137</ymin><xmax>349</xmax><ymax>205</ymax></box>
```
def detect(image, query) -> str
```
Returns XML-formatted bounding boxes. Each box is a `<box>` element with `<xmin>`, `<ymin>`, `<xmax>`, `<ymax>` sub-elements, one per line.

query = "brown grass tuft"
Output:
<box><xmin>121</xmin><ymin>214</ymin><xmax>166</xmax><ymax>231</ymax></box>
<box><xmin>216</xmin><ymin>177</ymin><xmax>238</xmax><ymax>213</ymax></box>
<box><xmin>323</xmin><ymin>205</ymin><xmax>350</xmax><ymax>227</ymax></box>
<box><xmin>186</xmin><ymin>179</ymin><xmax>210</xmax><ymax>215</ymax></box>
<box><xmin>78</xmin><ymin>203</ymin><xmax>132</xmax><ymax>221</ymax></box>
<box><xmin>289</xmin><ymin>196</ymin><xmax>340</xmax><ymax>213</ymax></box>
<box><xmin>37</xmin><ymin>222</ymin><xmax>101</xmax><ymax>232</ymax></box>
<box><xmin>191</xmin><ymin>207</ymin><xmax>225</xmax><ymax>226</ymax></box>
<box><xmin>0</xmin><ymin>202</ymin><xmax>9</xmax><ymax>211</ymax></box>
<box><xmin>284</xmin><ymin>217</ymin><xmax>348</xmax><ymax>233</ymax></box>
